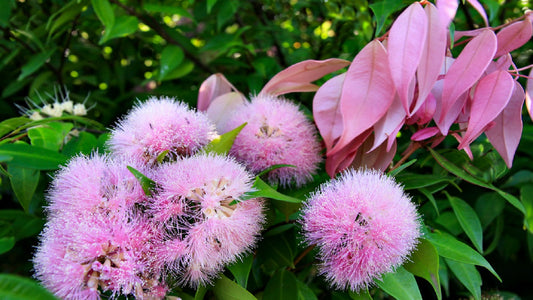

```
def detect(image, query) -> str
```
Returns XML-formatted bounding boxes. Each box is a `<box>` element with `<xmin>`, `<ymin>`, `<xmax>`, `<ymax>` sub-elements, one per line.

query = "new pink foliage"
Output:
<box><xmin>152</xmin><ymin>154</ymin><xmax>265</xmax><ymax>287</ymax></box>
<box><xmin>301</xmin><ymin>169</ymin><xmax>420</xmax><ymax>291</ymax></box>
<box><xmin>108</xmin><ymin>96</ymin><xmax>216</xmax><ymax>167</ymax></box>
<box><xmin>222</xmin><ymin>94</ymin><xmax>322</xmax><ymax>187</ymax></box>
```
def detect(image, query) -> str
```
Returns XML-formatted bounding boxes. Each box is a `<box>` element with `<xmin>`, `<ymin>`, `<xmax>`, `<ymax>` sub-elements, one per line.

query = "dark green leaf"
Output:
<box><xmin>296</xmin><ymin>278</ymin><xmax>318</xmax><ymax>300</ymax></box>
<box><xmin>425</xmin><ymin>230</ymin><xmax>500</xmax><ymax>281</ymax></box>
<box><xmin>388</xmin><ymin>159</ymin><xmax>417</xmax><ymax>177</ymax></box>
<box><xmin>521</xmin><ymin>184</ymin><xmax>533</xmax><ymax>233</ymax></box>
<box><xmin>212</xmin><ymin>274</ymin><xmax>256</xmax><ymax>300</ymax></box>
<box><xmin>91</xmin><ymin>0</ymin><xmax>115</xmax><ymax>28</ymax></box>
<box><xmin>194</xmin><ymin>285</ymin><xmax>208</xmax><ymax>300</ymax></box>
<box><xmin>474</xmin><ymin>193</ymin><xmax>505</xmax><ymax>229</ymax></box>
<box><xmin>158</xmin><ymin>45</ymin><xmax>185</xmax><ymax>81</ymax></box>
<box><xmin>263</xmin><ymin>269</ymin><xmax>298</xmax><ymax>300</ymax></box>
<box><xmin>369</xmin><ymin>0</ymin><xmax>409</xmax><ymax>35</ymax></box>
<box><xmin>502</xmin><ymin>170</ymin><xmax>533</xmax><ymax>188</ymax></box>
<box><xmin>447</xmin><ymin>193</ymin><xmax>483</xmax><ymax>253</ymax></box>
<box><xmin>0</xmin><ymin>236</ymin><xmax>15</xmax><ymax>255</ymax></box>
<box><xmin>207</xmin><ymin>0</ymin><xmax>218</xmax><ymax>14</ymax></box>
<box><xmin>0</xmin><ymin>0</ymin><xmax>14</xmax><ymax>27</ymax></box>
<box><xmin>127</xmin><ymin>166</ymin><xmax>156</xmax><ymax>197</ymax></box>
<box><xmin>419</xmin><ymin>188</ymin><xmax>439</xmax><ymax>215</ymax></box>
<box><xmin>0</xmin><ymin>274</ymin><xmax>58</xmax><ymax>299</ymax></box>
<box><xmin>404</xmin><ymin>239</ymin><xmax>441</xmax><ymax>300</ymax></box>
<box><xmin>162</xmin><ymin>60</ymin><xmax>195</xmax><ymax>80</ymax></box>
<box><xmin>0</xmin><ymin>117</ymin><xmax>30</xmax><ymax>139</ymax></box>
<box><xmin>100</xmin><ymin>16</ymin><xmax>139</xmax><ymax>44</ymax></box>
<box><xmin>376</xmin><ymin>267</ymin><xmax>422</xmax><ymax>300</ymax></box>
<box><xmin>217</xmin><ymin>0</ymin><xmax>239</xmax><ymax>30</ymax></box>
<box><xmin>395</xmin><ymin>173</ymin><xmax>451</xmax><ymax>190</ymax></box>
<box><xmin>203</xmin><ymin>123</ymin><xmax>246</xmax><ymax>156</ymax></box>
<box><xmin>435</xmin><ymin>212</ymin><xmax>462</xmax><ymax>236</ymax></box>
<box><xmin>348</xmin><ymin>289</ymin><xmax>372</xmax><ymax>300</ymax></box>
<box><xmin>264</xmin><ymin>223</ymin><xmax>296</xmax><ymax>237</ymax></box>
<box><xmin>62</xmin><ymin>131</ymin><xmax>99</xmax><ymax>157</ymax></box>
<box><xmin>47</xmin><ymin>1</ymin><xmax>85</xmax><ymax>39</ymax></box>
<box><xmin>7</xmin><ymin>165</ymin><xmax>39</xmax><ymax>213</ymax></box>
<box><xmin>241</xmin><ymin>177</ymin><xmax>302</xmax><ymax>203</ymax></box>
<box><xmin>0</xmin><ymin>143</ymin><xmax>67</xmax><ymax>170</ymax></box>
<box><xmin>257</xmin><ymin>230</ymin><xmax>296</xmax><ymax>271</ymax></box>
<box><xmin>17</xmin><ymin>49</ymin><xmax>55</xmax><ymax>81</ymax></box>
<box><xmin>445</xmin><ymin>259</ymin><xmax>481</xmax><ymax>300</ymax></box>
<box><xmin>142</xmin><ymin>3</ymin><xmax>193</xmax><ymax>19</ymax></box>
<box><xmin>227</xmin><ymin>253</ymin><xmax>253</xmax><ymax>288</ymax></box>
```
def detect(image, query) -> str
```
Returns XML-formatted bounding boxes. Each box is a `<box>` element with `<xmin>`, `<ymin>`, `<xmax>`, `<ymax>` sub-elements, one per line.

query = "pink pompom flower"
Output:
<box><xmin>300</xmin><ymin>169</ymin><xmax>420</xmax><ymax>291</ymax></box>
<box><xmin>108</xmin><ymin>96</ymin><xmax>216</xmax><ymax>167</ymax></box>
<box><xmin>222</xmin><ymin>94</ymin><xmax>322</xmax><ymax>187</ymax></box>
<box><xmin>152</xmin><ymin>154</ymin><xmax>264</xmax><ymax>287</ymax></box>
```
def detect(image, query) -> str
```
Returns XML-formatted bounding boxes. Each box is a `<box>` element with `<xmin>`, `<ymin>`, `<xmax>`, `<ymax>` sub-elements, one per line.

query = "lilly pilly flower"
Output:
<box><xmin>152</xmin><ymin>154</ymin><xmax>264</xmax><ymax>287</ymax></box>
<box><xmin>222</xmin><ymin>94</ymin><xmax>322</xmax><ymax>187</ymax></box>
<box><xmin>108</xmin><ymin>97</ymin><xmax>216</xmax><ymax>167</ymax></box>
<box><xmin>300</xmin><ymin>169</ymin><xmax>420</xmax><ymax>291</ymax></box>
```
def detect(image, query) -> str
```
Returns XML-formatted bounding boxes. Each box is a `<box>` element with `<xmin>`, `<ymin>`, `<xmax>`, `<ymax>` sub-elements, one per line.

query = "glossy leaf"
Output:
<box><xmin>158</xmin><ymin>45</ymin><xmax>185</xmax><ymax>81</ymax></box>
<box><xmin>369</xmin><ymin>0</ymin><xmax>409</xmax><ymax>35</ymax></box>
<box><xmin>0</xmin><ymin>274</ymin><xmax>58</xmax><ymax>300</ymax></box>
<box><xmin>313</xmin><ymin>73</ymin><xmax>345</xmax><ymax>151</ymax></box>
<box><xmin>388</xmin><ymin>2</ymin><xmax>427</xmax><ymax>114</ymax></box>
<box><xmin>395</xmin><ymin>173</ymin><xmax>451</xmax><ymax>190</ymax></box>
<box><xmin>0</xmin><ymin>117</ymin><xmax>30</xmax><ymax>138</ymax></box>
<box><xmin>260</xmin><ymin>59</ymin><xmax>350</xmax><ymax>96</ymax></box>
<box><xmin>425</xmin><ymin>230</ymin><xmax>500</xmax><ymax>281</ymax></box>
<box><xmin>263</xmin><ymin>269</ymin><xmax>298</xmax><ymax>300</ymax></box>
<box><xmin>241</xmin><ymin>177</ymin><xmax>302</xmax><ymax>203</ymax></box>
<box><xmin>227</xmin><ymin>253</ymin><xmax>253</xmax><ymax>288</ymax></box>
<box><xmin>495</xmin><ymin>20</ymin><xmax>533</xmax><ymax>58</ymax></box>
<box><xmin>466</xmin><ymin>0</ymin><xmax>489</xmax><ymax>26</ymax></box>
<box><xmin>0</xmin><ymin>236</ymin><xmax>15</xmax><ymax>255</ymax></box>
<box><xmin>475</xmin><ymin>193</ymin><xmax>506</xmax><ymax>229</ymax></box>
<box><xmin>62</xmin><ymin>131</ymin><xmax>99</xmax><ymax>157</ymax></box>
<box><xmin>331</xmin><ymin>40</ymin><xmax>394</xmax><ymax>155</ymax></box>
<box><xmin>458</xmin><ymin>70</ymin><xmax>514</xmax><ymax>149</ymax></box>
<box><xmin>485</xmin><ymin>82</ymin><xmax>525</xmax><ymax>168</ymax></box>
<box><xmin>91</xmin><ymin>0</ymin><xmax>114</xmax><ymax>28</ymax></box>
<box><xmin>28</xmin><ymin>122</ymin><xmax>74</xmax><ymax>152</ymax></box>
<box><xmin>447</xmin><ymin>194</ymin><xmax>483</xmax><ymax>253</ymax></box>
<box><xmin>17</xmin><ymin>48</ymin><xmax>55</xmax><ymax>81</ymax></box>
<box><xmin>202</xmin><ymin>123</ymin><xmax>246</xmax><ymax>156</ymax></box>
<box><xmin>198</xmin><ymin>73</ymin><xmax>240</xmax><ymax>111</ymax></box>
<box><xmin>127</xmin><ymin>166</ymin><xmax>155</xmax><ymax>197</ymax></box>
<box><xmin>100</xmin><ymin>15</ymin><xmax>139</xmax><ymax>44</ymax></box>
<box><xmin>445</xmin><ymin>258</ymin><xmax>481</xmax><ymax>300</ymax></box>
<box><xmin>404</xmin><ymin>239</ymin><xmax>441</xmax><ymax>300</ymax></box>
<box><xmin>376</xmin><ymin>267</ymin><xmax>422</xmax><ymax>300</ymax></box>
<box><xmin>212</xmin><ymin>274</ymin><xmax>256</xmax><ymax>300</ymax></box>
<box><xmin>438</xmin><ymin>29</ymin><xmax>497</xmax><ymax>135</ymax></box>
<box><xmin>8</xmin><ymin>165</ymin><xmax>39</xmax><ymax>213</ymax></box>
<box><xmin>0</xmin><ymin>143</ymin><xmax>67</xmax><ymax>170</ymax></box>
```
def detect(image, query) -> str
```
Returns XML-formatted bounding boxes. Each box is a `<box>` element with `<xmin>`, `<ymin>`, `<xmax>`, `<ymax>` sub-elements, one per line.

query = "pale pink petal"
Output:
<box><xmin>371</xmin><ymin>94</ymin><xmax>406</xmax><ymax>151</ymax></box>
<box><xmin>325</xmin><ymin>129</ymin><xmax>372</xmax><ymax>177</ymax></box>
<box><xmin>486</xmin><ymin>54</ymin><xmax>513</xmax><ymax>74</ymax></box>
<box><xmin>330</xmin><ymin>40</ymin><xmax>395</xmax><ymax>155</ymax></box>
<box><xmin>439</xmin><ymin>29</ymin><xmax>497</xmax><ymax>135</ymax></box>
<box><xmin>452</xmin><ymin>132</ymin><xmax>474</xmax><ymax>160</ymax></box>
<box><xmin>206</xmin><ymin>92</ymin><xmax>247</xmax><ymax>132</ymax></box>
<box><xmin>259</xmin><ymin>59</ymin><xmax>350</xmax><ymax>96</ymax></box>
<box><xmin>408</xmin><ymin>92</ymin><xmax>437</xmax><ymax>125</ymax></box>
<box><xmin>453</xmin><ymin>28</ymin><xmax>487</xmax><ymax>40</ymax></box>
<box><xmin>198</xmin><ymin>73</ymin><xmax>239</xmax><ymax>111</ymax></box>
<box><xmin>415</xmin><ymin>3</ymin><xmax>447</xmax><ymax>116</ymax></box>
<box><xmin>351</xmin><ymin>134</ymin><xmax>396</xmax><ymax>172</ymax></box>
<box><xmin>433</xmin><ymin>80</ymin><xmax>469</xmax><ymax>135</ymax></box>
<box><xmin>313</xmin><ymin>73</ymin><xmax>346</xmax><ymax>151</ymax></box>
<box><xmin>411</xmin><ymin>127</ymin><xmax>441</xmax><ymax>141</ymax></box>
<box><xmin>386</xmin><ymin>120</ymin><xmax>405</xmax><ymax>151</ymax></box>
<box><xmin>495</xmin><ymin>20</ymin><xmax>533</xmax><ymax>58</ymax></box>
<box><xmin>466</xmin><ymin>0</ymin><xmax>489</xmax><ymax>26</ymax></box>
<box><xmin>458</xmin><ymin>70</ymin><xmax>515</xmax><ymax>149</ymax></box>
<box><xmin>388</xmin><ymin>2</ymin><xmax>427</xmax><ymax>114</ymax></box>
<box><xmin>436</xmin><ymin>0</ymin><xmax>458</xmax><ymax>28</ymax></box>
<box><xmin>486</xmin><ymin>82</ymin><xmax>526</xmax><ymax>168</ymax></box>
<box><xmin>526</xmin><ymin>68</ymin><xmax>533</xmax><ymax>121</ymax></box>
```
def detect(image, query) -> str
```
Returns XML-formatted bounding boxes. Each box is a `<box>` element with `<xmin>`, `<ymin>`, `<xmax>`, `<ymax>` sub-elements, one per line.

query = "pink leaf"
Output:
<box><xmin>453</xmin><ymin>28</ymin><xmax>487</xmax><ymax>41</ymax></box>
<box><xmin>415</xmin><ymin>3</ymin><xmax>447</xmax><ymax>115</ymax></box>
<box><xmin>409</xmin><ymin>92</ymin><xmax>437</xmax><ymax>125</ymax></box>
<box><xmin>351</xmin><ymin>134</ymin><xmax>397</xmax><ymax>172</ymax></box>
<box><xmin>466</xmin><ymin>0</ymin><xmax>489</xmax><ymax>26</ymax></box>
<box><xmin>485</xmin><ymin>53</ymin><xmax>513</xmax><ymax>74</ymax></box>
<box><xmin>206</xmin><ymin>92</ymin><xmax>247</xmax><ymax>132</ymax></box>
<box><xmin>452</xmin><ymin>132</ymin><xmax>474</xmax><ymax>160</ymax></box>
<box><xmin>458</xmin><ymin>70</ymin><xmax>515</xmax><ymax>149</ymax></box>
<box><xmin>411</xmin><ymin>127</ymin><xmax>440</xmax><ymax>141</ymax></box>
<box><xmin>433</xmin><ymin>79</ymin><xmax>468</xmax><ymax>135</ymax></box>
<box><xmin>486</xmin><ymin>82</ymin><xmax>526</xmax><ymax>168</ymax></box>
<box><xmin>438</xmin><ymin>29</ymin><xmax>497</xmax><ymax>135</ymax></box>
<box><xmin>388</xmin><ymin>2</ymin><xmax>427</xmax><ymax>114</ymax></box>
<box><xmin>312</xmin><ymin>73</ymin><xmax>346</xmax><ymax>151</ymax></box>
<box><xmin>197</xmin><ymin>73</ymin><xmax>239</xmax><ymax>112</ymax></box>
<box><xmin>436</xmin><ymin>0</ymin><xmax>458</xmax><ymax>28</ymax></box>
<box><xmin>259</xmin><ymin>58</ymin><xmax>350</xmax><ymax>96</ymax></box>
<box><xmin>526</xmin><ymin>68</ymin><xmax>533</xmax><ymax>122</ymax></box>
<box><xmin>329</xmin><ymin>40</ymin><xmax>395</xmax><ymax>155</ymax></box>
<box><xmin>495</xmin><ymin>20</ymin><xmax>533</xmax><ymax>58</ymax></box>
<box><xmin>371</xmin><ymin>94</ymin><xmax>406</xmax><ymax>151</ymax></box>
<box><xmin>325</xmin><ymin>129</ymin><xmax>372</xmax><ymax>177</ymax></box>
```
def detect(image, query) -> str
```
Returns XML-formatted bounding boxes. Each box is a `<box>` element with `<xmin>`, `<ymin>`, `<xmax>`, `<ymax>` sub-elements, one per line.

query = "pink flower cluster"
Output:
<box><xmin>34</xmin><ymin>98</ymin><xmax>265</xmax><ymax>299</ymax></box>
<box><xmin>301</xmin><ymin>169</ymin><xmax>420</xmax><ymax>291</ymax></box>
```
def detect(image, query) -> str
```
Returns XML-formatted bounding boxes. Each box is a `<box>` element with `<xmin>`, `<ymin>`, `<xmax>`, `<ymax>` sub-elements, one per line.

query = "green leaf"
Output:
<box><xmin>429</xmin><ymin>148</ymin><xmax>526</xmax><ymax>214</ymax></box>
<box><xmin>395</xmin><ymin>173</ymin><xmax>451</xmax><ymax>190</ymax></box>
<box><xmin>263</xmin><ymin>269</ymin><xmax>298</xmax><ymax>300</ymax></box>
<box><xmin>158</xmin><ymin>45</ymin><xmax>185</xmax><ymax>81</ymax></box>
<box><xmin>0</xmin><ymin>0</ymin><xmax>14</xmax><ymax>27</ymax></box>
<box><xmin>212</xmin><ymin>274</ymin><xmax>256</xmax><ymax>300</ymax></box>
<box><xmin>217</xmin><ymin>0</ymin><xmax>239</xmax><ymax>30</ymax></box>
<box><xmin>425</xmin><ymin>230</ymin><xmax>500</xmax><ymax>281</ymax></box>
<box><xmin>203</xmin><ymin>123</ymin><xmax>246</xmax><ymax>156</ymax></box>
<box><xmin>28</xmin><ymin>122</ymin><xmax>74</xmax><ymax>152</ymax></box>
<box><xmin>162</xmin><ymin>60</ymin><xmax>195</xmax><ymax>80</ymax></box>
<box><xmin>0</xmin><ymin>117</ymin><xmax>30</xmax><ymax>139</ymax></box>
<box><xmin>47</xmin><ymin>1</ymin><xmax>85</xmax><ymax>39</ymax></box>
<box><xmin>0</xmin><ymin>143</ymin><xmax>67</xmax><ymax>170</ymax></box>
<box><xmin>207</xmin><ymin>0</ymin><xmax>218</xmax><ymax>14</ymax></box>
<box><xmin>194</xmin><ymin>285</ymin><xmax>208</xmax><ymax>300</ymax></box>
<box><xmin>257</xmin><ymin>164</ymin><xmax>296</xmax><ymax>177</ymax></box>
<box><xmin>8</xmin><ymin>165</ymin><xmax>39</xmax><ymax>213</ymax></box>
<box><xmin>0</xmin><ymin>210</ymin><xmax>45</xmax><ymax>241</ymax></box>
<box><xmin>17</xmin><ymin>48</ymin><xmax>55</xmax><ymax>81</ymax></box>
<box><xmin>0</xmin><ymin>236</ymin><xmax>15</xmax><ymax>255</ymax></box>
<box><xmin>91</xmin><ymin>0</ymin><xmax>115</xmax><ymax>28</ymax></box>
<box><xmin>296</xmin><ymin>279</ymin><xmax>318</xmax><ymax>300</ymax></box>
<box><xmin>404</xmin><ymin>239</ymin><xmax>441</xmax><ymax>300</ymax></box>
<box><xmin>227</xmin><ymin>253</ymin><xmax>253</xmax><ymax>288</ymax></box>
<box><xmin>348</xmin><ymin>289</ymin><xmax>372</xmax><ymax>300</ymax></box>
<box><xmin>127</xmin><ymin>166</ymin><xmax>156</xmax><ymax>197</ymax></box>
<box><xmin>521</xmin><ymin>184</ymin><xmax>533</xmax><ymax>233</ymax></box>
<box><xmin>100</xmin><ymin>15</ymin><xmax>139</xmax><ymax>44</ymax></box>
<box><xmin>142</xmin><ymin>3</ymin><xmax>193</xmax><ymax>19</ymax></box>
<box><xmin>445</xmin><ymin>259</ymin><xmax>481</xmax><ymax>300</ymax></box>
<box><xmin>257</xmin><ymin>230</ymin><xmax>296</xmax><ymax>271</ymax></box>
<box><xmin>241</xmin><ymin>177</ymin><xmax>302</xmax><ymax>203</ymax></box>
<box><xmin>62</xmin><ymin>131</ymin><xmax>99</xmax><ymax>157</ymax></box>
<box><xmin>376</xmin><ymin>267</ymin><xmax>422</xmax><ymax>300</ymax></box>
<box><xmin>475</xmin><ymin>193</ymin><xmax>505</xmax><ymax>229</ymax></box>
<box><xmin>156</xmin><ymin>150</ymin><xmax>169</xmax><ymax>164</ymax></box>
<box><xmin>419</xmin><ymin>188</ymin><xmax>439</xmax><ymax>215</ymax></box>
<box><xmin>388</xmin><ymin>159</ymin><xmax>417</xmax><ymax>177</ymax></box>
<box><xmin>369</xmin><ymin>0</ymin><xmax>409</xmax><ymax>36</ymax></box>
<box><xmin>0</xmin><ymin>274</ymin><xmax>58</xmax><ymax>299</ymax></box>
<box><xmin>446</xmin><ymin>193</ymin><xmax>483</xmax><ymax>253</ymax></box>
